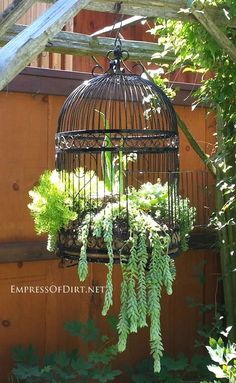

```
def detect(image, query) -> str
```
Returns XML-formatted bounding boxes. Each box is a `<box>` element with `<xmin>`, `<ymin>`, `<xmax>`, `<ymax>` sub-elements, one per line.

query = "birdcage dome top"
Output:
<box><xmin>56</xmin><ymin>73</ymin><xmax>178</xmax><ymax>155</ymax></box>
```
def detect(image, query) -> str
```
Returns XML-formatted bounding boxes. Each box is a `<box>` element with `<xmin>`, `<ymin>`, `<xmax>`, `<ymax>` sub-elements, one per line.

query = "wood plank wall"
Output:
<box><xmin>0</xmin><ymin>89</ymin><xmax>219</xmax><ymax>382</ymax></box>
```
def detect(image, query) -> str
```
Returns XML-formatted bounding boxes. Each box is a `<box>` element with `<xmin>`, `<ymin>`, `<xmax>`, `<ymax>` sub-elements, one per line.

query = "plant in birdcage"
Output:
<box><xmin>28</xmin><ymin>165</ymin><xmax>195</xmax><ymax>373</ymax></box>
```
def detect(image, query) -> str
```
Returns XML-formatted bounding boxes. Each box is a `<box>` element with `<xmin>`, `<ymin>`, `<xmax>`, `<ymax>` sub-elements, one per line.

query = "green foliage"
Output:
<box><xmin>205</xmin><ymin>329</ymin><xmax>236</xmax><ymax>382</ymax></box>
<box><xmin>11</xmin><ymin>319</ymin><xmax>121</xmax><ymax>383</ymax></box>
<box><xmin>97</xmin><ymin>110</ymin><xmax>137</xmax><ymax>194</ymax></box>
<box><xmin>129</xmin><ymin>353</ymin><xmax>213</xmax><ymax>383</ymax></box>
<box><xmin>98</xmin><ymin>110</ymin><xmax>116</xmax><ymax>193</ymax></box>
<box><xmin>64</xmin><ymin>318</ymin><xmax>100</xmax><ymax>341</ymax></box>
<box><xmin>28</xmin><ymin>168</ymin><xmax>104</xmax><ymax>252</ymax></box>
<box><xmin>144</xmin><ymin>68</ymin><xmax>176</xmax><ymax>100</ymax></box>
<box><xmin>150</xmin><ymin>1</ymin><xmax>236</xmax><ymax>342</ymax></box>
<box><xmin>187</xmin><ymin>296</ymin><xmax>223</xmax><ymax>338</ymax></box>
<box><xmin>28</xmin><ymin>171</ymin><xmax>77</xmax><ymax>251</ymax></box>
<box><xmin>150</xmin><ymin>0</ymin><xmax>236</xmax><ymax>255</ymax></box>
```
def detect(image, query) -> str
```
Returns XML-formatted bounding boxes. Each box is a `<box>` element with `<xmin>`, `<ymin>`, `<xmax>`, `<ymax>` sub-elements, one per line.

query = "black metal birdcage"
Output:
<box><xmin>55</xmin><ymin>45</ymin><xmax>180</xmax><ymax>263</ymax></box>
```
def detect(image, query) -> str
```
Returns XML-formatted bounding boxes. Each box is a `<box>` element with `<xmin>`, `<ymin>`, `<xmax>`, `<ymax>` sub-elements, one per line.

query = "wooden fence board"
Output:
<box><xmin>0</xmin><ymin>92</ymin><xmax>49</xmax><ymax>242</ymax></box>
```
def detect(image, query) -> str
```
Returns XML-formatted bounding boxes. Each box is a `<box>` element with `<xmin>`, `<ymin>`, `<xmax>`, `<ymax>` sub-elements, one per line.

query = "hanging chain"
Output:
<box><xmin>92</xmin><ymin>1</ymin><xmax>132</xmax><ymax>75</ymax></box>
<box><xmin>106</xmin><ymin>3</ymin><xmax>130</xmax><ymax>74</ymax></box>
<box><xmin>113</xmin><ymin>2</ymin><xmax>124</xmax><ymax>49</ymax></box>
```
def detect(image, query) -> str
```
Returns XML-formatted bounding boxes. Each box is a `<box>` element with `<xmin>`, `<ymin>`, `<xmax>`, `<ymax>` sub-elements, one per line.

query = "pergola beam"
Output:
<box><xmin>0</xmin><ymin>0</ymin><xmax>90</xmax><ymax>91</ymax></box>
<box><xmin>0</xmin><ymin>24</ymin><xmax>174</xmax><ymax>64</ymax></box>
<box><xmin>42</xmin><ymin>0</ymin><xmax>236</xmax><ymax>28</ymax></box>
<box><xmin>0</xmin><ymin>0</ymin><xmax>37</xmax><ymax>39</ymax></box>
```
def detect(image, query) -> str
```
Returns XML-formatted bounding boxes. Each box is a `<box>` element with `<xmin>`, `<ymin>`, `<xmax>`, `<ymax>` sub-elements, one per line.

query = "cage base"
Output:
<box><xmin>57</xmin><ymin>228</ymin><xmax>181</xmax><ymax>264</ymax></box>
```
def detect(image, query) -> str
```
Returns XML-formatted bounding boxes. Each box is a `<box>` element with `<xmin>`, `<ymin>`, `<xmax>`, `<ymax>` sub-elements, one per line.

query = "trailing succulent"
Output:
<box><xmin>28</xmin><ymin>168</ymin><xmax>195</xmax><ymax>372</ymax></box>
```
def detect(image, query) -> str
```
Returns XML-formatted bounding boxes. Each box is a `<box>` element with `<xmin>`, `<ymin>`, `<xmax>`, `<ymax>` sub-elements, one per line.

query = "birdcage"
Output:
<box><xmin>55</xmin><ymin>45</ymin><xmax>180</xmax><ymax>263</ymax></box>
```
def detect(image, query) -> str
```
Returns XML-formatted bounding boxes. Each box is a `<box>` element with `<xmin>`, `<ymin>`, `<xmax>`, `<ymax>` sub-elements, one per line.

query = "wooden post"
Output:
<box><xmin>0</xmin><ymin>0</ymin><xmax>90</xmax><ymax>91</ymax></box>
<box><xmin>0</xmin><ymin>0</ymin><xmax>37</xmax><ymax>39</ymax></box>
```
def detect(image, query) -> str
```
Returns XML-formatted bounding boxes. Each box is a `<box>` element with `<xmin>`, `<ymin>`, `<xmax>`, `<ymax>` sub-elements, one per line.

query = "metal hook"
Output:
<box><xmin>91</xmin><ymin>55</ymin><xmax>105</xmax><ymax>76</ymax></box>
<box><xmin>113</xmin><ymin>1</ymin><xmax>123</xmax><ymax>13</ymax></box>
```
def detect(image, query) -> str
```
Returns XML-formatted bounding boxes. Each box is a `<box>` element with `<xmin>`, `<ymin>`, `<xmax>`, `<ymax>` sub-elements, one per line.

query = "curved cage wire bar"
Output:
<box><xmin>55</xmin><ymin>73</ymin><xmax>179</xmax><ymax>262</ymax></box>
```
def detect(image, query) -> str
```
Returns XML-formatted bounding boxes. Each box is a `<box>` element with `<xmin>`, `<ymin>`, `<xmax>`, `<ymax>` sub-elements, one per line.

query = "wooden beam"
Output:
<box><xmin>1</xmin><ymin>67</ymin><xmax>199</xmax><ymax>108</ymax></box>
<box><xmin>0</xmin><ymin>0</ymin><xmax>91</xmax><ymax>91</ymax></box>
<box><xmin>0</xmin><ymin>24</ymin><xmax>174</xmax><ymax>64</ymax></box>
<box><xmin>41</xmin><ymin>0</ymin><xmax>236</xmax><ymax>27</ymax></box>
<box><xmin>41</xmin><ymin>0</ymin><xmax>236</xmax><ymax>28</ymax></box>
<box><xmin>191</xmin><ymin>5</ymin><xmax>236</xmax><ymax>63</ymax></box>
<box><xmin>0</xmin><ymin>241</ymin><xmax>53</xmax><ymax>264</ymax></box>
<box><xmin>83</xmin><ymin>0</ymin><xmax>236</xmax><ymax>28</ymax></box>
<box><xmin>0</xmin><ymin>0</ymin><xmax>37</xmax><ymax>39</ymax></box>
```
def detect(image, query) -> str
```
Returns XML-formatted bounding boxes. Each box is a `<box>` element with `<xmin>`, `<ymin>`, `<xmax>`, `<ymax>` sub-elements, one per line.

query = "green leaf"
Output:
<box><xmin>96</xmin><ymin>110</ymin><xmax>114</xmax><ymax>193</ymax></box>
<box><xmin>64</xmin><ymin>320</ymin><xmax>83</xmax><ymax>337</ymax></box>
<box><xmin>207</xmin><ymin>365</ymin><xmax>227</xmax><ymax>378</ymax></box>
<box><xmin>54</xmin><ymin>351</ymin><xmax>70</xmax><ymax>368</ymax></box>
<box><xmin>71</xmin><ymin>356</ymin><xmax>92</xmax><ymax>375</ymax></box>
<box><xmin>12</xmin><ymin>345</ymin><xmax>38</xmax><ymax>365</ymax></box>
<box><xmin>206</xmin><ymin>345</ymin><xmax>225</xmax><ymax>365</ymax></box>
<box><xmin>64</xmin><ymin>319</ymin><xmax>101</xmax><ymax>342</ymax></box>
<box><xmin>12</xmin><ymin>365</ymin><xmax>42</xmax><ymax>379</ymax></box>
<box><xmin>91</xmin><ymin>366</ymin><xmax>121</xmax><ymax>383</ymax></box>
<box><xmin>106</xmin><ymin>315</ymin><xmax>118</xmax><ymax>332</ymax></box>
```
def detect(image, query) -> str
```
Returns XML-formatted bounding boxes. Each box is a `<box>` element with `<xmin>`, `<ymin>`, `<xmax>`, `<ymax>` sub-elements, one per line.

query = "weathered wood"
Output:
<box><xmin>84</xmin><ymin>0</ymin><xmax>236</xmax><ymax>28</ymax></box>
<box><xmin>0</xmin><ymin>0</ymin><xmax>37</xmax><ymax>39</ymax></box>
<box><xmin>191</xmin><ymin>5</ymin><xmax>236</xmax><ymax>63</ymax></box>
<box><xmin>0</xmin><ymin>24</ymin><xmax>174</xmax><ymax>64</ymax></box>
<box><xmin>0</xmin><ymin>0</ymin><xmax>90</xmax><ymax>91</ymax></box>
<box><xmin>0</xmin><ymin>241</ymin><xmax>53</xmax><ymax>263</ymax></box>
<box><xmin>41</xmin><ymin>0</ymin><xmax>236</xmax><ymax>27</ymax></box>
